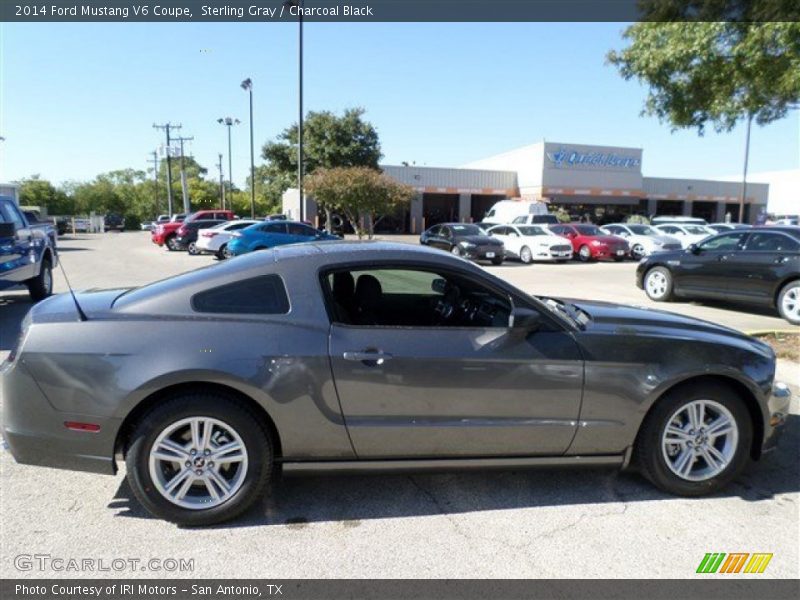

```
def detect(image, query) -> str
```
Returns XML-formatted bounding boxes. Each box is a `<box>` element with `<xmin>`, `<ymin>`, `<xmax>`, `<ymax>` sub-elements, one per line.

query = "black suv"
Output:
<box><xmin>637</xmin><ymin>226</ymin><xmax>800</xmax><ymax>324</ymax></box>
<box><xmin>105</xmin><ymin>213</ymin><xmax>125</xmax><ymax>231</ymax></box>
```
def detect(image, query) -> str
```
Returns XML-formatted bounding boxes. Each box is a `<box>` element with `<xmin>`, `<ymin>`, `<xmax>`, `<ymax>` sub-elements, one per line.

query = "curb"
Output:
<box><xmin>746</xmin><ymin>329</ymin><xmax>800</xmax><ymax>336</ymax></box>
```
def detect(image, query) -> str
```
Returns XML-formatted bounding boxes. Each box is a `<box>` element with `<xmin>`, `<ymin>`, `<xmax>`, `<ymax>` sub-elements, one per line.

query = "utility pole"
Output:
<box><xmin>153</xmin><ymin>122</ymin><xmax>181</xmax><ymax>217</ymax></box>
<box><xmin>216</xmin><ymin>153</ymin><xmax>225</xmax><ymax>210</ymax></box>
<box><xmin>298</xmin><ymin>1</ymin><xmax>304</xmax><ymax>221</ymax></box>
<box><xmin>739</xmin><ymin>114</ymin><xmax>753</xmax><ymax>224</ymax></box>
<box><xmin>172</xmin><ymin>135</ymin><xmax>194</xmax><ymax>215</ymax></box>
<box><xmin>148</xmin><ymin>151</ymin><xmax>160</xmax><ymax>216</ymax></box>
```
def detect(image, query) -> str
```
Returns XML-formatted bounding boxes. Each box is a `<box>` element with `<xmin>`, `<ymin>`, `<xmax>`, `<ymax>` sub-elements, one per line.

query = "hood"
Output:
<box><xmin>646</xmin><ymin>234</ymin><xmax>681</xmax><ymax>245</ymax></box>
<box><xmin>568</xmin><ymin>298</ymin><xmax>770</xmax><ymax>353</ymax></box>
<box><xmin>457</xmin><ymin>234</ymin><xmax>503</xmax><ymax>246</ymax></box>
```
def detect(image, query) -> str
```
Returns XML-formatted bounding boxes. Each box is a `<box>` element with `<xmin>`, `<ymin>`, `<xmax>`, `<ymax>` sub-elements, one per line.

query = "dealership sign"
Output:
<box><xmin>546</xmin><ymin>147</ymin><xmax>641</xmax><ymax>170</ymax></box>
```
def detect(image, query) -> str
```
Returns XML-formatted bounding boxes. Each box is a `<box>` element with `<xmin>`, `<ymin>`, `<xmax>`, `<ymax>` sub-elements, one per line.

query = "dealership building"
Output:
<box><xmin>285</xmin><ymin>141</ymin><xmax>769</xmax><ymax>232</ymax></box>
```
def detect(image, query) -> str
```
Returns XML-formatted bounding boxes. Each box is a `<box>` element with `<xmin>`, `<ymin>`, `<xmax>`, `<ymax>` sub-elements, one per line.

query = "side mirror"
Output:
<box><xmin>0</xmin><ymin>222</ymin><xmax>16</xmax><ymax>239</ymax></box>
<box><xmin>688</xmin><ymin>243</ymin><xmax>701</xmax><ymax>255</ymax></box>
<box><xmin>509</xmin><ymin>307</ymin><xmax>541</xmax><ymax>332</ymax></box>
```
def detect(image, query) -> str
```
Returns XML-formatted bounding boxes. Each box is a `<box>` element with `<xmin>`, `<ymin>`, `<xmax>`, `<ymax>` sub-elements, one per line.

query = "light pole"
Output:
<box><xmin>217</xmin><ymin>117</ymin><xmax>240</xmax><ymax>211</ymax></box>
<box><xmin>738</xmin><ymin>113</ymin><xmax>753</xmax><ymax>224</ymax></box>
<box><xmin>216</xmin><ymin>153</ymin><xmax>225</xmax><ymax>210</ymax></box>
<box><xmin>284</xmin><ymin>0</ymin><xmax>304</xmax><ymax>221</ymax></box>
<box><xmin>153</xmin><ymin>123</ymin><xmax>181</xmax><ymax>216</ymax></box>
<box><xmin>241</xmin><ymin>77</ymin><xmax>256</xmax><ymax>219</ymax></box>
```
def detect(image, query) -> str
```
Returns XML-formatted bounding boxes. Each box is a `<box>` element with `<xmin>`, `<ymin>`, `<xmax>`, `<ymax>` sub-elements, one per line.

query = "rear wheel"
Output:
<box><xmin>777</xmin><ymin>280</ymin><xmax>800</xmax><ymax>325</ymax></box>
<box><xmin>491</xmin><ymin>256</ymin><xmax>504</xmax><ymax>266</ymax></box>
<box><xmin>519</xmin><ymin>246</ymin><xmax>533</xmax><ymax>264</ymax></box>
<box><xmin>26</xmin><ymin>257</ymin><xmax>53</xmax><ymax>301</ymax></box>
<box><xmin>578</xmin><ymin>245</ymin><xmax>593</xmax><ymax>262</ymax></box>
<box><xmin>216</xmin><ymin>244</ymin><xmax>228</xmax><ymax>260</ymax></box>
<box><xmin>636</xmin><ymin>382</ymin><xmax>751</xmax><ymax>496</ymax></box>
<box><xmin>631</xmin><ymin>243</ymin><xmax>646</xmax><ymax>259</ymax></box>
<box><xmin>125</xmin><ymin>392</ymin><xmax>273</xmax><ymax>526</ymax></box>
<box><xmin>644</xmin><ymin>266</ymin><xmax>673</xmax><ymax>302</ymax></box>
<box><xmin>450</xmin><ymin>245</ymin><xmax>462</xmax><ymax>257</ymax></box>
<box><xmin>187</xmin><ymin>242</ymin><xmax>199</xmax><ymax>256</ymax></box>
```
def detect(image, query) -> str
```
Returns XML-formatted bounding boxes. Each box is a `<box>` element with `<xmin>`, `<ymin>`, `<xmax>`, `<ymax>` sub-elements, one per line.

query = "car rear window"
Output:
<box><xmin>191</xmin><ymin>275</ymin><xmax>290</xmax><ymax>315</ymax></box>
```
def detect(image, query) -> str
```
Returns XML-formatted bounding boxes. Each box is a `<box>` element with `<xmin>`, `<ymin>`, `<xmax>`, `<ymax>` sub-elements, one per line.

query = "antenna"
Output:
<box><xmin>57</xmin><ymin>260</ymin><xmax>88</xmax><ymax>321</ymax></box>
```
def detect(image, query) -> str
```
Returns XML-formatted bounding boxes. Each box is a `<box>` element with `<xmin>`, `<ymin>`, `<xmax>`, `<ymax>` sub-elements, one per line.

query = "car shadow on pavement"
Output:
<box><xmin>0</xmin><ymin>295</ymin><xmax>33</xmax><ymax>351</ymax></box>
<box><xmin>108</xmin><ymin>414</ymin><xmax>798</xmax><ymax>529</ymax></box>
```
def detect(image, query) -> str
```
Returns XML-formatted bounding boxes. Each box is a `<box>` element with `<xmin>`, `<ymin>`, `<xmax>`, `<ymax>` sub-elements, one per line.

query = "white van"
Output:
<box><xmin>483</xmin><ymin>200</ymin><xmax>550</xmax><ymax>225</ymax></box>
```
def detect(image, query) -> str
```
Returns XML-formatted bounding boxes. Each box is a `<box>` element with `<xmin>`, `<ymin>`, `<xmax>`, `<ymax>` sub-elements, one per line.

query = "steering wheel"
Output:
<box><xmin>433</xmin><ymin>285</ymin><xmax>461</xmax><ymax>323</ymax></box>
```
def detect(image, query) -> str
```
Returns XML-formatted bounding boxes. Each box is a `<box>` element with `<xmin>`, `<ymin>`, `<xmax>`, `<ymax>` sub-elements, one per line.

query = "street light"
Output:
<box><xmin>284</xmin><ymin>0</ymin><xmax>304</xmax><ymax>221</ymax></box>
<box><xmin>241</xmin><ymin>77</ymin><xmax>256</xmax><ymax>219</ymax></box>
<box><xmin>217</xmin><ymin>117</ymin><xmax>240</xmax><ymax>210</ymax></box>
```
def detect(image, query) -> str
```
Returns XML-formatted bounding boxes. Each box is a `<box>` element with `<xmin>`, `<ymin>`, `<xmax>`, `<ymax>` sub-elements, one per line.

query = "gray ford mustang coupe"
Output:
<box><xmin>1</xmin><ymin>242</ymin><xmax>791</xmax><ymax>525</ymax></box>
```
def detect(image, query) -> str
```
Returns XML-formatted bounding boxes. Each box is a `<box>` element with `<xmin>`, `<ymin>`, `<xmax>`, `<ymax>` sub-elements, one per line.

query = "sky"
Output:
<box><xmin>1</xmin><ymin>22</ymin><xmax>798</xmax><ymax>189</ymax></box>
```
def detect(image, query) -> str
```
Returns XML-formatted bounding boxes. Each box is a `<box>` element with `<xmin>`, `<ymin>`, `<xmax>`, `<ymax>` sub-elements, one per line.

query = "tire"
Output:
<box><xmin>26</xmin><ymin>257</ymin><xmax>53</xmax><ymax>302</ymax></box>
<box><xmin>491</xmin><ymin>257</ymin><xmax>504</xmax><ymax>266</ymax></box>
<box><xmin>631</xmin><ymin>244</ymin><xmax>646</xmax><ymax>259</ymax></box>
<box><xmin>216</xmin><ymin>244</ymin><xmax>228</xmax><ymax>260</ymax></box>
<box><xmin>125</xmin><ymin>391</ymin><xmax>273</xmax><ymax>526</ymax></box>
<box><xmin>613</xmin><ymin>255</ymin><xmax>625</xmax><ymax>262</ymax></box>
<box><xmin>165</xmin><ymin>235</ymin><xmax>179</xmax><ymax>251</ymax></box>
<box><xmin>187</xmin><ymin>242</ymin><xmax>199</xmax><ymax>256</ymax></box>
<box><xmin>519</xmin><ymin>246</ymin><xmax>533</xmax><ymax>264</ymax></box>
<box><xmin>450</xmin><ymin>245</ymin><xmax>462</xmax><ymax>257</ymax></box>
<box><xmin>578</xmin><ymin>245</ymin><xmax>593</xmax><ymax>262</ymax></box>
<box><xmin>636</xmin><ymin>382</ymin><xmax>752</xmax><ymax>496</ymax></box>
<box><xmin>644</xmin><ymin>266</ymin><xmax>674</xmax><ymax>302</ymax></box>
<box><xmin>777</xmin><ymin>280</ymin><xmax>800</xmax><ymax>325</ymax></box>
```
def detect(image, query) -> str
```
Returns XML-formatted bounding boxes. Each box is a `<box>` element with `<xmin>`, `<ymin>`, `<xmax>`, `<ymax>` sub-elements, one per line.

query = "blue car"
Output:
<box><xmin>227</xmin><ymin>220</ymin><xmax>339</xmax><ymax>256</ymax></box>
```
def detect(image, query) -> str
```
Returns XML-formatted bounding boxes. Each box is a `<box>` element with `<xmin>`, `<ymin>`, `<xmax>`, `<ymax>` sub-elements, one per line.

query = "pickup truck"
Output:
<box><xmin>151</xmin><ymin>209</ymin><xmax>234</xmax><ymax>250</ymax></box>
<box><xmin>0</xmin><ymin>195</ymin><xmax>59</xmax><ymax>301</ymax></box>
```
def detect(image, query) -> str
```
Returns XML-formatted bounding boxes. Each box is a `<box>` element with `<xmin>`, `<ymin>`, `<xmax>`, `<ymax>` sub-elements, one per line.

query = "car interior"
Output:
<box><xmin>326</xmin><ymin>268</ymin><xmax>512</xmax><ymax>328</ymax></box>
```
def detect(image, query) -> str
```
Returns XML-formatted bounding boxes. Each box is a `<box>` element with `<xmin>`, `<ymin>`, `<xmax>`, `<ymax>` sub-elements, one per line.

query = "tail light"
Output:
<box><xmin>201</xmin><ymin>231</ymin><xmax>218</xmax><ymax>238</ymax></box>
<box><xmin>231</xmin><ymin>232</ymin><xmax>243</xmax><ymax>238</ymax></box>
<box><xmin>177</xmin><ymin>226</ymin><xmax>188</xmax><ymax>235</ymax></box>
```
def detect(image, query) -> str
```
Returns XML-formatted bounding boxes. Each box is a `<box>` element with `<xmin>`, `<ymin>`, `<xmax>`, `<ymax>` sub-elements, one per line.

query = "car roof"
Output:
<box><xmin>752</xmin><ymin>226</ymin><xmax>800</xmax><ymax>238</ymax></box>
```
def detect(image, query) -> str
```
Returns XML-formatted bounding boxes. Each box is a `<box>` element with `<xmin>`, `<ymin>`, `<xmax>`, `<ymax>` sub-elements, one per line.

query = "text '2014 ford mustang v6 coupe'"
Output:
<box><xmin>1</xmin><ymin>242</ymin><xmax>791</xmax><ymax>525</ymax></box>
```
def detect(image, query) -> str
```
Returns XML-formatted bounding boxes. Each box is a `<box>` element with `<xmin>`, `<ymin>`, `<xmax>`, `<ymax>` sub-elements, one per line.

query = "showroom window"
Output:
<box><xmin>191</xmin><ymin>275</ymin><xmax>290</xmax><ymax>314</ymax></box>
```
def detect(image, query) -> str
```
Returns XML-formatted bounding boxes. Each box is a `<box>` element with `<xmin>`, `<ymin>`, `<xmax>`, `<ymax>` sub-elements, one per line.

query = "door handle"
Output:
<box><xmin>343</xmin><ymin>350</ymin><xmax>393</xmax><ymax>365</ymax></box>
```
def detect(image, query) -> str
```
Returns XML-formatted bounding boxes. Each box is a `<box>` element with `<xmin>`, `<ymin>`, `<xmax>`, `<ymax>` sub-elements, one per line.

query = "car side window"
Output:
<box><xmin>512</xmin><ymin>216</ymin><xmax>526</xmax><ymax>224</ymax></box>
<box><xmin>698</xmin><ymin>232</ymin><xmax>746</xmax><ymax>251</ymax></box>
<box><xmin>441</xmin><ymin>227</ymin><xmax>453</xmax><ymax>239</ymax></box>
<box><xmin>191</xmin><ymin>275</ymin><xmax>290</xmax><ymax>315</ymax></box>
<box><xmin>262</xmin><ymin>223</ymin><xmax>287</xmax><ymax>234</ymax></box>
<box><xmin>288</xmin><ymin>223</ymin><xmax>316</xmax><ymax>236</ymax></box>
<box><xmin>324</xmin><ymin>267</ymin><xmax>512</xmax><ymax>328</ymax></box>
<box><xmin>228</xmin><ymin>222</ymin><xmax>251</xmax><ymax>231</ymax></box>
<box><xmin>427</xmin><ymin>225</ymin><xmax>441</xmax><ymax>236</ymax></box>
<box><xmin>0</xmin><ymin>202</ymin><xmax>25</xmax><ymax>228</ymax></box>
<box><xmin>746</xmin><ymin>232</ymin><xmax>800</xmax><ymax>253</ymax></box>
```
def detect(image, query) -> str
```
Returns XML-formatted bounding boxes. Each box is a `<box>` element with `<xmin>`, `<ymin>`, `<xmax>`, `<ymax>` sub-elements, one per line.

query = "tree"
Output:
<box><xmin>607</xmin><ymin>20</ymin><xmax>800</xmax><ymax>133</ymax></box>
<box><xmin>262</xmin><ymin>108</ymin><xmax>383</xmax><ymax>229</ymax></box>
<box><xmin>306</xmin><ymin>167</ymin><xmax>414</xmax><ymax>239</ymax></box>
<box><xmin>18</xmin><ymin>175</ymin><xmax>73</xmax><ymax>215</ymax></box>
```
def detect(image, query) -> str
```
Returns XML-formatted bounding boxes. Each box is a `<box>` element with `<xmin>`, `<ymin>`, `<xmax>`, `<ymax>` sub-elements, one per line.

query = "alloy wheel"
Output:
<box><xmin>520</xmin><ymin>246</ymin><xmax>532</xmax><ymax>264</ymax></box>
<box><xmin>780</xmin><ymin>285</ymin><xmax>800</xmax><ymax>322</ymax></box>
<box><xmin>451</xmin><ymin>246</ymin><xmax>461</xmax><ymax>256</ymax></box>
<box><xmin>632</xmin><ymin>244</ymin><xmax>645</xmax><ymax>259</ymax></box>
<box><xmin>148</xmin><ymin>417</ymin><xmax>249</xmax><ymax>510</ymax></box>
<box><xmin>661</xmin><ymin>399</ymin><xmax>738</xmax><ymax>482</ymax></box>
<box><xmin>579</xmin><ymin>245</ymin><xmax>591</xmax><ymax>261</ymax></box>
<box><xmin>646</xmin><ymin>270</ymin><xmax>668</xmax><ymax>299</ymax></box>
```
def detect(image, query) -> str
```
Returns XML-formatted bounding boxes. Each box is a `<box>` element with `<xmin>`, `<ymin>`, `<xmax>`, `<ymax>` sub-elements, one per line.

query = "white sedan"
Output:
<box><xmin>600</xmin><ymin>223</ymin><xmax>683</xmax><ymax>259</ymax></box>
<box><xmin>196</xmin><ymin>219</ymin><xmax>260</xmax><ymax>259</ymax></box>
<box><xmin>487</xmin><ymin>224</ymin><xmax>573</xmax><ymax>263</ymax></box>
<box><xmin>653</xmin><ymin>223</ymin><xmax>713</xmax><ymax>249</ymax></box>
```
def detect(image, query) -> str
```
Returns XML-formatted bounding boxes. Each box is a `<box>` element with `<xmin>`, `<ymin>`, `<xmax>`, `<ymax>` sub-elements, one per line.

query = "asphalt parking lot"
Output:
<box><xmin>0</xmin><ymin>232</ymin><xmax>798</xmax><ymax>579</ymax></box>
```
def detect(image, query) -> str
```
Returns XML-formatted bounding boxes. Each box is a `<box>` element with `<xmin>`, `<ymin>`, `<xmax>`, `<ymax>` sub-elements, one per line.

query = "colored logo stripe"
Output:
<box><xmin>720</xmin><ymin>553</ymin><xmax>749</xmax><ymax>573</ymax></box>
<box><xmin>697</xmin><ymin>553</ymin><xmax>773</xmax><ymax>574</ymax></box>
<box><xmin>697</xmin><ymin>553</ymin><xmax>726</xmax><ymax>573</ymax></box>
<box><xmin>744</xmin><ymin>553</ymin><xmax>773</xmax><ymax>574</ymax></box>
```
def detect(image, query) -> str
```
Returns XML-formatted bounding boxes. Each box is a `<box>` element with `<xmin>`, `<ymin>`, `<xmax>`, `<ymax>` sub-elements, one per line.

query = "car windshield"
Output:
<box><xmin>451</xmin><ymin>224</ymin><xmax>482</xmax><ymax>235</ymax></box>
<box><xmin>628</xmin><ymin>225</ymin><xmax>657</xmax><ymax>235</ymax></box>
<box><xmin>684</xmin><ymin>225</ymin><xmax>708</xmax><ymax>234</ymax></box>
<box><xmin>518</xmin><ymin>226</ymin><xmax>547</xmax><ymax>236</ymax></box>
<box><xmin>575</xmin><ymin>225</ymin><xmax>601</xmax><ymax>236</ymax></box>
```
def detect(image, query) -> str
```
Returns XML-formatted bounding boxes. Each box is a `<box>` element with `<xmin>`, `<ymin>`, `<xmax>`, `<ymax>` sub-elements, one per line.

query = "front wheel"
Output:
<box><xmin>165</xmin><ymin>235</ymin><xmax>179</xmax><ymax>251</ymax></box>
<box><xmin>450</xmin><ymin>245</ymin><xmax>462</xmax><ymax>257</ymax></box>
<box><xmin>636</xmin><ymin>382</ymin><xmax>752</xmax><ymax>496</ymax></box>
<box><xmin>27</xmin><ymin>257</ymin><xmax>53</xmax><ymax>301</ymax></box>
<box><xmin>777</xmin><ymin>280</ymin><xmax>800</xmax><ymax>325</ymax></box>
<box><xmin>125</xmin><ymin>392</ymin><xmax>273</xmax><ymax>526</ymax></box>
<box><xmin>644</xmin><ymin>266</ymin><xmax>673</xmax><ymax>302</ymax></box>
<box><xmin>216</xmin><ymin>244</ymin><xmax>228</xmax><ymax>260</ymax></box>
<box><xmin>578</xmin><ymin>245</ymin><xmax>593</xmax><ymax>262</ymax></box>
<box><xmin>519</xmin><ymin>246</ymin><xmax>533</xmax><ymax>264</ymax></box>
<box><xmin>631</xmin><ymin>243</ymin><xmax>646</xmax><ymax>259</ymax></box>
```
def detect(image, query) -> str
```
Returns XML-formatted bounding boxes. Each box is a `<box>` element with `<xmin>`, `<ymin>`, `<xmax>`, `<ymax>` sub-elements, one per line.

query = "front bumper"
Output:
<box><xmin>762</xmin><ymin>382</ymin><xmax>792</xmax><ymax>453</ymax></box>
<box><xmin>462</xmin><ymin>245</ymin><xmax>504</xmax><ymax>261</ymax></box>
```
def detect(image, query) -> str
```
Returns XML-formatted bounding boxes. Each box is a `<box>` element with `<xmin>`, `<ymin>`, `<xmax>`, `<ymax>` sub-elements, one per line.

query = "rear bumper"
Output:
<box><xmin>762</xmin><ymin>382</ymin><xmax>792</xmax><ymax>453</ymax></box>
<box><xmin>1</xmin><ymin>360</ymin><xmax>118</xmax><ymax>475</ymax></box>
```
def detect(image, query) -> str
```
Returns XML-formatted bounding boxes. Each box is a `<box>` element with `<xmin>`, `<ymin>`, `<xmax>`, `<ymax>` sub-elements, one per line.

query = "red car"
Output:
<box><xmin>549</xmin><ymin>223</ymin><xmax>630</xmax><ymax>262</ymax></box>
<box><xmin>151</xmin><ymin>210</ymin><xmax>235</xmax><ymax>250</ymax></box>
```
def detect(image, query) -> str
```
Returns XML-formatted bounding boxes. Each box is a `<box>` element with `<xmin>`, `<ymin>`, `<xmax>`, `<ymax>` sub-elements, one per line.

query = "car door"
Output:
<box><xmin>325</xmin><ymin>265</ymin><xmax>584</xmax><ymax>458</ymax></box>
<box><xmin>671</xmin><ymin>232</ymin><xmax>748</xmax><ymax>297</ymax></box>
<box><xmin>488</xmin><ymin>226</ymin><xmax>511</xmax><ymax>253</ymax></box>
<box><xmin>0</xmin><ymin>200</ymin><xmax>35</xmax><ymax>282</ymax></box>
<box><xmin>730</xmin><ymin>232</ymin><xmax>800</xmax><ymax>304</ymax></box>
